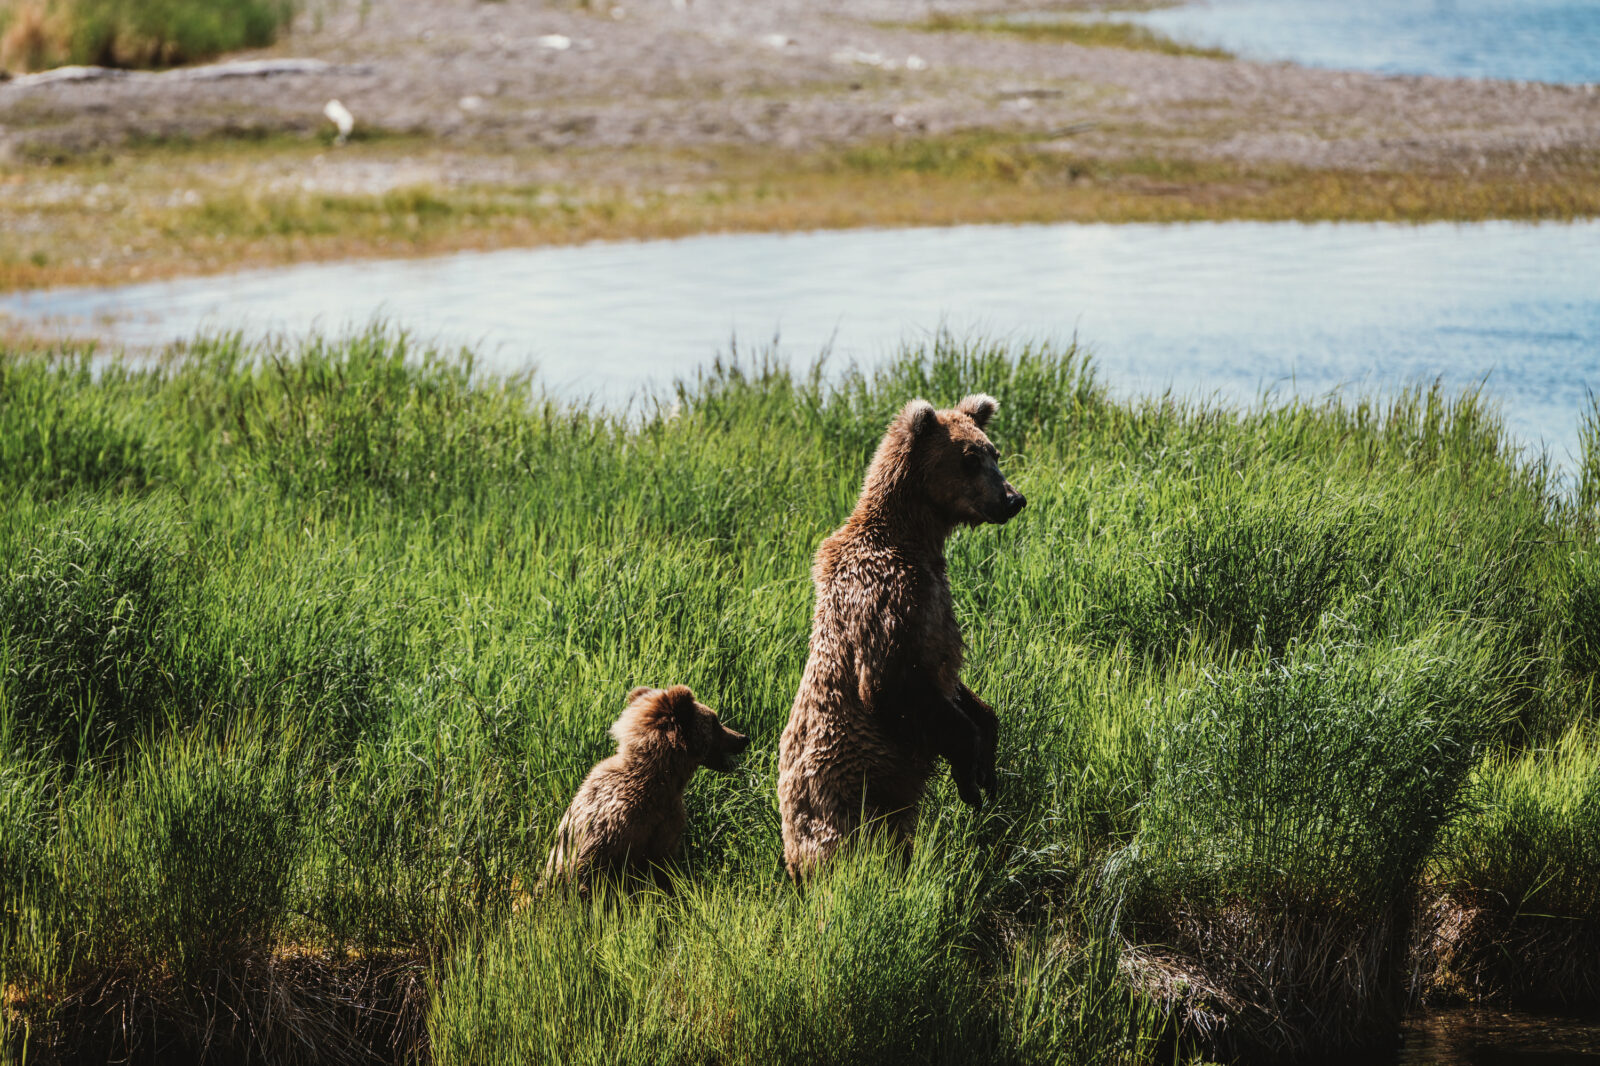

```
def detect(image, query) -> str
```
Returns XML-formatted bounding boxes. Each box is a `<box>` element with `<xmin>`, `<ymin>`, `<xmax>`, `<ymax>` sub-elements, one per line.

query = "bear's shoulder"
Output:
<box><xmin>817</xmin><ymin>522</ymin><xmax>934</xmax><ymax>579</ymax></box>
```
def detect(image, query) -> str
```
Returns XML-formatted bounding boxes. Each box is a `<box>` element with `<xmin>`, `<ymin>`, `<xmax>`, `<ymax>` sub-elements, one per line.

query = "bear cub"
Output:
<box><xmin>544</xmin><ymin>685</ymin><xmax>748</xmax><ymax>891</ymax></box>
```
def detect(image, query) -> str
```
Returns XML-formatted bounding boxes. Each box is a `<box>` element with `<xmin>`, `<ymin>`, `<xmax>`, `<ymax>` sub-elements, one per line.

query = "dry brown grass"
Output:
<box><xmin>10</xmin><ymin>946</ymin><xmax>430</xmax><ymax>1065</ymax></box>
<box><xmin>0</xmin><ymin>0</ymin><xmax>296</xmax><ymax>73</ymax></box>
<box><xmin>0</xmin><ymin>2</ymin><xmax>61</xmax><ymax>72</ymax></box>
<box><xmin>1414</xmin><ymin>895</ymin><xmax>1600</xmax><ymax>1008</ymax></box>
<box><xmin>2</xmin><ymin>133</ymin><xmax>1598</xmax><ymax>291</ymax></box>
<box><xmin>1122</xmin><ymin>903</ymin><xmax>1412</xmax><ymax>1062</ymax></box>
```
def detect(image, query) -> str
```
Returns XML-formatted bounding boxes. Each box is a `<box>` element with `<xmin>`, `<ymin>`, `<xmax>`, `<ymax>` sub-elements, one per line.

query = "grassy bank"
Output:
<box><xmin>1</xmin><ymin>332</ymin><xmax>1598</xmax><ymax>1063</ymax></box>
<box><xmin>4</xmin><ymin>135</ymin><xmax>1600</xmax><ymax>291</ymax></box>
<box><xmin>0</xmin><ymin>0</ymin><xmax>296</xmax><ymax>73</ymax></box>
<box><xmin>897</xmin><ymin>13</ymin><xmax>1232</xmax><ymax>59</ymax></box>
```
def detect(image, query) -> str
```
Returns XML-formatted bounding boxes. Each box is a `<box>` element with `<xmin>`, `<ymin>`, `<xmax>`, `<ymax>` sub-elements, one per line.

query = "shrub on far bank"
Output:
<box><xmin>0</xmin><ymin>0</ymin><xmax>296</xmax><ymax>73</ymax></box>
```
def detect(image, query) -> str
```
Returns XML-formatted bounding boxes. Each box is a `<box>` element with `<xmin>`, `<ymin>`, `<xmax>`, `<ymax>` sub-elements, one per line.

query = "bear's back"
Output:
<box><xmin>549</xmin><ymin>753</ymin><xmax>688</xmax><ymax>883</ymax></box>
<box><xmin>811</xmin><ymin>521</ymin><xmax>962</xmax><ymax>692</ymax></box>
<box><xmin>783</xmin><ymin>519</ymin><xmax>959</xmax><ymax>772</ymax></box>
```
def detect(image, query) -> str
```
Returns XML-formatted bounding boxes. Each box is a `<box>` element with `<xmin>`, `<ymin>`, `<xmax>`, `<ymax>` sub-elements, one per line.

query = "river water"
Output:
<box><xmin>4</xmin><ymin>220</ymin><xmax>1598</xmax><ymax>473</ymax></box>
<box><xmin>1397</xmin><ymin>1008</ymin><xmax>1600</xmax><ymax>1065</ymax></box>
<box><xmin>1122</xmin><ymin>0</ymin><xmax>1600</xmax><ymax>84</ymax></box>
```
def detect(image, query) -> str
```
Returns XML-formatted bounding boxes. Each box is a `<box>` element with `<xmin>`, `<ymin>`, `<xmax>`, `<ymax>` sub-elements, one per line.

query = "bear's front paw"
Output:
<box><xmin>979</xmin><ymin>758</ymin><xmax>998</xmax><ymax>798</ymax></box>
<box><xmin>953</xmin><ymin>766</ymin><xmax>986</xmax><ymax>809</ymax></box>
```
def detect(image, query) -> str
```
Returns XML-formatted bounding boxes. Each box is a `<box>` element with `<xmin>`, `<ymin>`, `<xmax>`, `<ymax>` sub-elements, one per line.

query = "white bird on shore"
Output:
<box><xmin>323</xmin><ymin>99</ymin><xmax>354</xmax><ymax>144</ymax></box>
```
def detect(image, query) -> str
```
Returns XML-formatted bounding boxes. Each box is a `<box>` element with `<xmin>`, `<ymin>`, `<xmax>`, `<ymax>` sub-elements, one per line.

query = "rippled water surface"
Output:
<box><xmin>1396</xmin><ymin>1009</ymin><xmax>1600</xmax><ymax>1065</ymax></box>
<box><xmin>1125</xmin><ymin>0</ymin><xmax>1600</xmax><ymax>83</ymax></box>
<box><xmin>4</xmin><ymin>221</ymin><xmax>1598</xmax><ymax>469</ymax></box>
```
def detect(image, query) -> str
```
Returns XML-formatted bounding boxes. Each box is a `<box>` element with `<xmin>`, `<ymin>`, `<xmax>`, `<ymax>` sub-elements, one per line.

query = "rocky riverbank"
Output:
<box><xmin>2</xmin><ymin>0</ymin><xmax>1597</xmax><ymax>289</ymax></box>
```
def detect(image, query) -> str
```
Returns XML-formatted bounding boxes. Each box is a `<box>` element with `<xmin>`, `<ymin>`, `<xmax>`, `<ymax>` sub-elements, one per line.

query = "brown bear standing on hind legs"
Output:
<box><xmin>544</xmin><ymin>685</ymin><xmax>748</xmax><ymax>892</ymax></box>
<box><xmin>778</xmin><ymin>394</ymin><xmax>1026</xmax><ymax>880</ymax></box>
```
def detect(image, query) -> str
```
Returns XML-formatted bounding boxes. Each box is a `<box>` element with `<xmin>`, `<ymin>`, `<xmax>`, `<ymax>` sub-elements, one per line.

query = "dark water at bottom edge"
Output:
<box><xmin>1392</xmin><ymin>1008</ymin><xmax>1600</xmax><ymax>1065</ymax></box>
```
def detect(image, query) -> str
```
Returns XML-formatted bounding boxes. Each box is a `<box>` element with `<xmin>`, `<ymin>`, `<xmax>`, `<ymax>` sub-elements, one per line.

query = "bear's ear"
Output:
<box><xmin>625</xmin><ymin>686</ymin><xmax>655</xmax><ymax>704</ymax></box>
<box><xmin>661</xmin><ymin>685</ymin><xmax>700</xmax><ymax>736</ymax></box>
<box><xmin>956</xmin><ymin>393</ymin><xmax>1000</xmax><ymax>430</ymax></box>
<box><xmin>897</xmin><ymin>398</ymin><xmax>938</xmax><ymax>439</ymax></box>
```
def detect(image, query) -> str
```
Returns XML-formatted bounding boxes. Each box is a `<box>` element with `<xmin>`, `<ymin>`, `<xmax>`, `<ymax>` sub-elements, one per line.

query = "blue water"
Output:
<box><xmin>3</xmin><ymin>221</ymin><xmax>1598</xmax><ymax>474</ymax></box>
<box><xmin>1125</xmin><ymin>0</ymin><xmax>1600</xmax><ymax>83</ymax></box>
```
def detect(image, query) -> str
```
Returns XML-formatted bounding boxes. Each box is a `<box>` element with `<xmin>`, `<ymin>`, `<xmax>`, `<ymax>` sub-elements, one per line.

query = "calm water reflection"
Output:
<box><xmin>1125</xmin><ymin>0</ymin><xmax>1600</xmax><ymax>84</ymax></box>
<box><xmin>1397</xmin><ymin>1009</ymin><xmax>1600</xmax><ymax>1065</ymax></box>
<box><xmin>4</xmin><ymin>221</ymin><xmax>1598</xmax><ymax>472</ymax></box>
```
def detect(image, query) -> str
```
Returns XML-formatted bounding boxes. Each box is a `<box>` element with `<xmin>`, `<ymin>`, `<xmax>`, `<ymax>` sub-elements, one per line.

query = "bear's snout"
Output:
<box><xmin>707</xmin><ymin>727</ymin><xmax>749</xmax><ymax>772</ymax></box>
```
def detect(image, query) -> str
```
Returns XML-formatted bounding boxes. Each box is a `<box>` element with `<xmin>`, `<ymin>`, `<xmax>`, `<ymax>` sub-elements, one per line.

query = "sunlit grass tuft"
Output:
<box><xmin>1441</xmin><ymin>724</ymin><xmax>1600</xmax><ymax>922</ymax></box>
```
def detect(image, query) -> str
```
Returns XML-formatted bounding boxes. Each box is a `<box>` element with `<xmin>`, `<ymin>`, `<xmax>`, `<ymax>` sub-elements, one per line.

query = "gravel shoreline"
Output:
<box><xmin>1</xmin><ymin>1</ymin><xmax>1596</xmax><ymax>294</ymax></box>
<box><xmin>4</xmin><ymin>0</ymin><xmax>1596</xmax><ymax>173</ymax></box>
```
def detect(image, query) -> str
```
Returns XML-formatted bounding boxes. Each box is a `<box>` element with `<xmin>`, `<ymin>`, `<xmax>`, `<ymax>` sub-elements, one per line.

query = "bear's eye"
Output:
<box><xmin>963</xmin><ymin>451</ymin><xmax>985</xmax><ymax>471</ymax></box>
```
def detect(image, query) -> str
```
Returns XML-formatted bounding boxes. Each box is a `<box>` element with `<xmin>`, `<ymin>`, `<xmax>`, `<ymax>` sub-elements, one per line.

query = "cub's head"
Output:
<box><xmin>613</xmin><ymin>685</ymin><xmax>749</xmax><ymax>772</ymax></box>
<box><xmin>877</xmin><ymin>393</ymin><xmax>1027</xmax><ymax>527</ymax></box>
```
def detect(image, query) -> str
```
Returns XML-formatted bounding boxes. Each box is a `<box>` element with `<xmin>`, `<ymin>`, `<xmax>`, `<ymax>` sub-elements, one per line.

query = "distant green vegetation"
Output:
<box><xmin>1</xmin><ymin>332</ymin><xmax>1598</xmax><ymax>1063</ymax></box>
<box><xmin>0</xmin><ymin>0</ymin><xmax>295</xmax><ymax>72</ymax></box>
<box><xmin>905</xmin><ymin>13</ymin><xmax>1231</xmax><ymax>59</ymax></box>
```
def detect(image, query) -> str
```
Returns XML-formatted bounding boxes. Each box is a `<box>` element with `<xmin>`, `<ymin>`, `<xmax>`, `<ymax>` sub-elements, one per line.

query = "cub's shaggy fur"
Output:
<box><xmin>544</xmin><ymin>685</ymin><xmax>748</xmax><ymax>891</ymax></box>
<box><xmin>778</xmin><ymin>394</ymin><xmax>1026</xmax><ymax>879</ymax></box>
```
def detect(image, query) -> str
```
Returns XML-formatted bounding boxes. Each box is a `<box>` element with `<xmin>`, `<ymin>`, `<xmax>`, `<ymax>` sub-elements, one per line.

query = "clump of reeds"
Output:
<box><xmin>0</xmin><ymin>503</ymin><xmax>195</xmax><ymax>762</ymax></box>
<box><xmin>1577</xmin><ymin>393</ymin><xmax>1600</xmax><ymax>519</ymax></box>
<box><xmin>1103</xmin><ymin>631</ymin><xmax>1508</xmax><ymax>1059</ymax></box>
<box><xmin>1423</xmin><ymin>723</ymin><xmax>1600</xmax><ymax>1005</ymax></box>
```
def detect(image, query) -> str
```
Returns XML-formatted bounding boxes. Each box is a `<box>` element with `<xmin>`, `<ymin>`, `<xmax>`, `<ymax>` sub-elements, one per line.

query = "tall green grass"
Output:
<box><xmin>1102</xmin><ymin>631</ymin><xmax>1512</xmax><ymax>1055</ymax></box>
<box><xmin>433</xmin><ymin>839</ymin><xmax>1163</xmax><ymax>1066</ymax></box>
<box><xmin>1423</xmin><ymin>723</ymin><xmax>1600</xmax><ymax>1007</ymax></box>
<box><xmin>1</xmin><ymin>330</ymin><xmax>1597</xmax><ymax>1062</ymax></box>
<box><xmin>1442</xmin><ymin>724</ymin><xmax>1600</xmax><ymax>921</ymax></box>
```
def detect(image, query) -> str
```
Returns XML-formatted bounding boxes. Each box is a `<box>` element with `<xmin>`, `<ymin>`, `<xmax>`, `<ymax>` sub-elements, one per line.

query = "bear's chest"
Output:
<box><xmin>908</xmin><ymin>566</ymin><xmax>962</xmax><ymax>682</ymax></box>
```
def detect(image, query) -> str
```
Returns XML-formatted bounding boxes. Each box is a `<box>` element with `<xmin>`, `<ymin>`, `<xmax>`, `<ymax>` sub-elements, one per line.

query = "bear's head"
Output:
<box><xmin>613</xmin><ymin>684</ymin><xmax>749</xmax><ymax>772</ymax></box>
<box><xmin>867</xmin><ymin>393</ymin><xmax>1027</xmax><ymax>528</ymax></box>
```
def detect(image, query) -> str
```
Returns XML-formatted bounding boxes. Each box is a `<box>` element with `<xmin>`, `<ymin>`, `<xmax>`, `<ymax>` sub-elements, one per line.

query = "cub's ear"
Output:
<box><xmin>661</xmin><ymin>685</ymin><xmax>700</xmax><ymax>733</ymax></box>
<box><xmin>625</xmin><ymin>686</ymin><xmax>655</xmax><ymax>704</ymax></box>
<box><xmin>956</xmin><ymin>393</ymin><xmax>1000</xmax><ymax>430</ymax></box>
<box><xmin>898</xmin><ymin>398</ymin><xmax>938</xmax><ymax>439</ymax></box>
